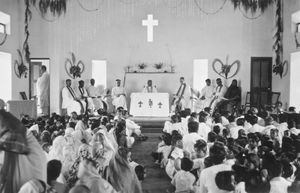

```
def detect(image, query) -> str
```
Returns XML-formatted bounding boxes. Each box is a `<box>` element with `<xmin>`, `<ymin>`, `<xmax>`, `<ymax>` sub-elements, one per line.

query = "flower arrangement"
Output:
<box><xmin>137</xmin><ymin>63</ymin><xmax>147</xmax><ymax>70</ymax></box>
<box><xmin>153</xmin><ymin>62</ymin><xmax>164</xmax><ymax>70</ymax></box>
<box><xmin>14</xmin><ymin>49</ymin><xmax>28</xmax><ymax>78</ymax></box>
<box><xmin>65</xmin><ymin>52</ymin><xmax>85</xmax><ymax>79</ymax></box>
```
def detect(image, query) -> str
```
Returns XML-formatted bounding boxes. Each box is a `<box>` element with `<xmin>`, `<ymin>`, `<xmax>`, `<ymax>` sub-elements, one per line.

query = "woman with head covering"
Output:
<box><xmin>91</xmin><ymin>131</ymin><xmax>115</xmax><ymax>173</ymax></box>
<box><xmin>77</xmin><ymin>158</ymin><xmax>118</xmax><ymax>193</ymax></box>
<box><xmin>105</xmin><ymin>147</ymin><xmax>143</xmax><ymax>193</ymax></box>
<box><xmin>64</xmin><ymin>143</ymin><xmax>92</xmax><ymax>191</ymax></box>
<box><xmin>48</xmin><ymin>135</ymin><xmax>67</xmax><ymax>162</ymax></box>
<box><xmin>0</xmin><ymin>110</ymin><xmax>47</xmax><ymax>192</ymax></box>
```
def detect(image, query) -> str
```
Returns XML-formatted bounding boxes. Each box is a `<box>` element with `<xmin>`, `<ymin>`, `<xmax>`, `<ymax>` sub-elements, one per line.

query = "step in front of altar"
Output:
<box><xmin>129</xmin><ymin>116</ymin><xmax>170</xmax><ymax>131</ymax></box>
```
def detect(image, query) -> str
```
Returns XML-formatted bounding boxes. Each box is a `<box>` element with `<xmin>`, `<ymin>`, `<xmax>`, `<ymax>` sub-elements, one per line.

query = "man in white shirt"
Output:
<box><xmin>142</xmin><ymin>80</ymin><xmax>157</xmax><ymax>93</ymax></box>
<box><xmin>36</xmin><ymin>65</ymin><xmax>50</xmax><ymax>115</ymax></box>
<box><xmin>183</xmin><ymin>121</ymin><xmax>203</xmax><ymax>155</ymax></box>
<box><xmin>112</xmin><ymin>79</ymin><xmax>127</xmax><ymax>110</ymax></box>
<box><xmin>210</xmin><ymin>78</ymin><xmax>227</xmax><ymax>113</ymax></box>
<box><xmin>61</xmin><ymin>79</ymin><xmax>86</xmax><ymax>115</ymax></box>
<box><xmin>199</xmin><ymin>79</ymin><xmax>215</xmax><ymax>111</ymax></box>
<box><xmin>87</xmin><ymin>78</ymin><xmax>105</xmax><ymax>111</ymax></box>
<box><xmin>198</xmin><ymin>111</ymin><xmax>211</xmax><ymax>141</ymax></box>
<box><xmin>172</xmin><ymin>77</ymin><xmax>192</xmax><ymax>112</ymax></box>
<box><xmin>197</xmin><ymin>142</ymin><xmax>232</xmax><ymax>193</ymax></box>
<box><xmin>230</xmin><ymin>118</ymin><xmax>245</xmax><ymax>139</ymax></box>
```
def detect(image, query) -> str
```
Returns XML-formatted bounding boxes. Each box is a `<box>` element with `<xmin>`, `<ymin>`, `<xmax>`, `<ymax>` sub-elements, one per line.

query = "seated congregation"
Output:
<box><xmin>0</xmin><ymin>107</ymin><xmax>146</xmax><ymax>193</ymax></box>
<box><xmin>151</xmin><ymin>107</ymin><xmax>300</xmax><ymax>193</ymax></box>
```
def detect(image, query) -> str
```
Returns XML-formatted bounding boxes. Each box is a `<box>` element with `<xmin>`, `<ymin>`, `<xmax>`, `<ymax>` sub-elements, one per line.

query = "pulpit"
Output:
<box><xmin>130</xmin><ymin>93</ymin><xmax>169</xmax><ymax>117</ymax></box>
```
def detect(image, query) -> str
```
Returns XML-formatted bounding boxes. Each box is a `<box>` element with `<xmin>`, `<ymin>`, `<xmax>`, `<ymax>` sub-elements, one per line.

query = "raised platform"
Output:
<box><xmin>129</xmin><ymin>116</ymin><xmax>170</xmax><ymax>132</ymax></box>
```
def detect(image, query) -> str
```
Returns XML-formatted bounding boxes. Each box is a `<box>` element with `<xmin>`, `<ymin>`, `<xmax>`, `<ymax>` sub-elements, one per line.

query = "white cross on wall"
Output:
<box><xmin>142</xmin><ymin>14</ymin><xmax>158</xmax><ymax>42</ymax></box>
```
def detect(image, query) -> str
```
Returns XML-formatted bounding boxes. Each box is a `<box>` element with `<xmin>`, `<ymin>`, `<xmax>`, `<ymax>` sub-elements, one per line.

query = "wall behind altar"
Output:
<box><xmin>24</xmin><ymin>0</ymin><xmax>277</xmax><ymax>113</ymax></box>
<box><xmin>0</xmin><ymin>0</ymin><xmax>30</xmax><ymax>101</ymax></box>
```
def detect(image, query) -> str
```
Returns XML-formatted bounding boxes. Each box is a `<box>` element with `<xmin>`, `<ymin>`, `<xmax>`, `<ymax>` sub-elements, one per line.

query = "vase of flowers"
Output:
<box><xmin>137</xmin><ymin>63</ymin><xmax>147</xmax><ymax>72</ymax></box>
<box><xmin>154</xmin><ymin>62</ymin><xmax>164</xmax><ymax>72</ymax></box>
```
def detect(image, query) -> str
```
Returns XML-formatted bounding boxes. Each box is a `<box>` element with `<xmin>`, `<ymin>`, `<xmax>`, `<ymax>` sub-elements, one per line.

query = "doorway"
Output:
<box><xmin>250</xmin><ymin>57</ymin><xmax>272</xmax><ymax>111</ymax></box>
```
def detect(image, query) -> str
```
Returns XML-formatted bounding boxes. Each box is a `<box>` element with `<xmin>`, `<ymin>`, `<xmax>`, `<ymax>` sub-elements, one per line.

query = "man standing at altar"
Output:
<box><xmin>199</xmin><ymin>79</ymin><xmax>215</xmax><ymax>110</ymax></box>
<box><xmin>87</xmin><ymin>78</ymin><xmax>105</xmax><ymax>110</ymax></box>
<box><xmin>112</xmin><ymin>79</ymin><xmax>127</xmax><ymax>110</ymax></box>
<box><xmin>142</xmin><ymin>80</ymin><xmax>157</xmax><ymax>93</ymax></box>
<box><xmin>36</xmin><ymin>65</ymin><xmax>50</xmax><ymax>115</ymax></box>
<box><xmin>61</xmin><ymin>79</ymin><xmax>86</xmax><ymax>115</ymax></box>
<box><xmin>172</xmin><ymin>77</ymin><xmax>192</xmax><ymax>111</ymax></box>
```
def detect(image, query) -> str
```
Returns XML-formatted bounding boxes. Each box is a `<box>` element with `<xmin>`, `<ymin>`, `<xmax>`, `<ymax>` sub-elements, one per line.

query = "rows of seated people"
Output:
<box><xmin>151</xmin><ymin>107</ymin><xmax>300</xmax><ymax>193</ymax></box>
<box><xmin>0</xmin><ymin>107</ymin><xmax>147</xmax><ymax>193</ymax></box>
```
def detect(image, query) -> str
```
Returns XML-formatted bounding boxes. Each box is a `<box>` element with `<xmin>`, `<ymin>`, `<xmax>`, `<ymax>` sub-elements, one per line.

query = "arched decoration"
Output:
<box><xmin>0</xmin><ymin>23</ymin><xmax>7</xmax><ymax>46</ymax></box>
<box><xmin>65</xmin><ymin>52</ymin><xmax>85</xmax><ymax>79</ymax></box>
<box><xmin>212</xmin><ymin>55</ymin><xmax>240</xmax><ymax>79</ymax></box>
<box><xmin>14</xmin><ymin>49</ymin><xmax>28</xmax><ymax>79</ymax></box>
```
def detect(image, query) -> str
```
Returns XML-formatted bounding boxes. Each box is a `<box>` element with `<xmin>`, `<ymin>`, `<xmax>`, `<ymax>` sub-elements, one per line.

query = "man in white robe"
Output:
<box><xmin>111</xmin><ymin>79</ymin><xmax>127</xmax><ymax>110</ymax></box>
<box><xmin>209</xmin><ymin>78</ymin><xmax>227</xmax><ymax>113</ymax></box>
<box><xmin>61</xmin><ymin>79</ymin><xmax>86</xmax><ymax>115</ymax></box>
<box><xmin>199</xmin><ymin>79</ymin><xmax>214</xmax><ymax>111</ymax></box>
<box><xmin>36</xmin><ymin>65</ymin><xmax>50</xmax><ymax>115</ymax></box>
<box><xmin>172</xmin><ymin>77</ymin><xmax>192</xmax><ymax>112</ymax></box>
<box><xmin>75</xmin><ymin>80</ymin><xmax>94</xmax><ymax>113</ymax></box>
<box><xmin>87</xmin><ymin>79</ymin><xmax>105</xmax><ymax>111</ymax></box>
<box><xmin>142</xmin><ymin>80</ymin><xmax>157</xmax><ymax>93</ymax></box>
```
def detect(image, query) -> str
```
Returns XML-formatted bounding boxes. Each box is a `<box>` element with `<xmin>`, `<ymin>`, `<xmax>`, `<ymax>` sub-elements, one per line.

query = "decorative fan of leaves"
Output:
<box><xmin>65</xmin><ymin>52</ymin><xmax>85</xmax><ymax>79</ymax></box>
<box><xmin>28</xmin><ymin>0</ymin><xmax>67</xmax><ymax>16</ymax></box>
<box><xmin>230</xmin><ymin>0</ymin><xmax>275</xmax><ymax>13</ymax></box>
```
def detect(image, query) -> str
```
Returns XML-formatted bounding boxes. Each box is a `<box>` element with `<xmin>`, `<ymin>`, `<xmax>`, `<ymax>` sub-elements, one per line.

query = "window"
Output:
<box><xmin>0</xmin><ymin>51</ymin><xmax>12</xmax><ymax>101</ymax></box>
<box><xmin>92</xmin><ymin>60</ymin><xmax>107</xmax><ymax>89</ymax></box>
<box><xmin>290</xmin><ymin>52</ymin><xmax>300</xmax><ymax>110</ymax></box>
<box><xmin>0</xmin><ymin>11</ymin><xmax>11</xmax><ymax>34</ymax></box>
<box><xmin>193</xmin><ymin>59</ymin><xmax>208</xmax><ymax>92</ymax></box>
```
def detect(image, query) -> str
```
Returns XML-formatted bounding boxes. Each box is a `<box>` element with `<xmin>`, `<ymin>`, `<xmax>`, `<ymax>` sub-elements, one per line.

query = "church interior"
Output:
<box><xmin>1</xmin><ymin>0</ymin><xmax>300</xmax><ymax>193</ymax></box>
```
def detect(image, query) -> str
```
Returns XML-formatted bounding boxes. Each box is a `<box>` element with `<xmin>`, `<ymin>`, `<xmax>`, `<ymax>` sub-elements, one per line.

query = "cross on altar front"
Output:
<box><xmin>138</xmin><ymin>101</ymin><xmax>143</xmax><ymax>108</ymax></box>
<box><xmin>158</xmin><ymin>102</ymin><xmax>163</xmax><ymax>108</ymax></box>
<box><xmin>142</xmin><ymin>14</ymin><xmax>158</xmax><ymax>42</ymax></box>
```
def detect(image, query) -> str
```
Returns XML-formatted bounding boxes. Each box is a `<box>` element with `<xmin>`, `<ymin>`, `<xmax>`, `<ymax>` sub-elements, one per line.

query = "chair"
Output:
<box><xmin>264</xmin><ymin>92</ymin><xmax>281</xmax><ymax>111</ymax></box>
<box><xmin>243</xmin><ymin>92</ymin><xmax>251</xmax><ymax>113</ymax></box>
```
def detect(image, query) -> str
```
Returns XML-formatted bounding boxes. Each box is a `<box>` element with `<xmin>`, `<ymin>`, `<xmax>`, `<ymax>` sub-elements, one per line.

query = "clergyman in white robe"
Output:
<box><xmin>75</xmin><ymin>80</ymin><xmax>94</xmax><ymax>113</ymax></box>
<box><xmin>210</xmin><ymin>78</ymin><xmax>227</xmax><ymax>112</ymax></box>
<box><xmin>172</xmin><ymin>77</ymin><xmax>192</xmax><ymax>111</ymax></box>
<box><xmin>61</xmin><ymin>79</ymin><xmax>86</xmax><ymax>115</ymax></box>
<box><xmin>36</xmin><ymin>66</ymin><xmax>50</xmax><ymax>115</ymax></box>
<box><xmin>87</xmin><ymin>79</ymin><xmax>105</xmax><ymax>110</ymax></box>
<box><xmin>142</xmin><ymin>80</ymin><xmax>158</xmax><ymax>93</ymax></box>
<box><xmin>199</xmin><ymin>79</ymin><xmax>214</xmax><ymax>111</ymax></box>
<box><xmin>112</xmin><ymin>79</ymin><xmax>127</xmax><ymax>110</ymax></box>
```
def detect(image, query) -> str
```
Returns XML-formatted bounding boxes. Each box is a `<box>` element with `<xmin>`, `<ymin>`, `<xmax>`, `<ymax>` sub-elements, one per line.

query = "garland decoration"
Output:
<box><xmin>230</xmin><ymin>0</ymin><xmax>275</xmax><ymax>13</ymax></box>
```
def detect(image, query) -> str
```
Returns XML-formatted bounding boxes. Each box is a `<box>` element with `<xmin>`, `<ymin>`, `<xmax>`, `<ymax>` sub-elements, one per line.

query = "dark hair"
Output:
<box><xmin>47</xmin><ymin>160</ymin><xmax>62</xmax><ymax>185</ymax></box>
<box><xmin>249</xmin><ymin>115</ymin><xmax>258</xmax><ymax>125</ymax></box>
<box><xmin>194</xmin><ymin>139</ymin><xmax>207</xmax><ymax>151</ymax></box>
<box><xmin>209</xmin><ymin>141</ymin><xmax>226</xmax><ymax>165</ymax></box>
<box><xmin>135</xmin><ymin>165</ymin><xmax>145</xmax><ymax>181</ymax></box>
<box><xmin>41</xmin><ymin>65</ymin><xmax>47</xmax><ymax>71</ymax></box>
<box><xmin>188</xmin><ymin>121</ymin><xmax>199</xmax><ymax>133</ymax></box>
<box><xmin>228</xmin><ymin>115</ymin><xmax>235</xmax><ymax>123</ymax></box>
<box><xmin>181</xmin><ymin>157</ymin><xmax>194</xmax><ymax>171</ymax></box>
<box><xmin>208</xmin><ymin>132</ymin><xmax>218</xmax><ymax>143</ymax></box>
<box><xmin>213</xmin><ymin>125</ymin><xmax>220</xmax><ymax>135</ymax></box>
<box><xmin>236</xmin><ymin>118</ymin><xmax>245</xmax><ymax>126</ymax></box>
<box><xmin>288</xmin><ymin>106</ymin><xmax>296</xmax><ymax>112</ymax></box>
<box><xmin>281</xmin><ymin>159</ymin><xmax>293</xmax><ymax>179</ymax></box>
<box><xmin>215</xmin><ymin>171</ymin><xmax>235</xmax><ymax>191</ymax></box>
<box><xmin>171</xmin><ymin>132</ymin><xmax>182</xmax><ymax>146</ymax></box>
<box><xmin>198</xmin><ymin>111</ymin><xmax>208</xmax><ymax>122</ymax></box>
<box><xmin>162</xmin><ymin>132</ymin><xmax>172</xmax><ymax>146</ymax></box>
<box><xmin>268</xmin><ymin>160</ymin><xmax>283</xmax><ymax>178</ymax></box>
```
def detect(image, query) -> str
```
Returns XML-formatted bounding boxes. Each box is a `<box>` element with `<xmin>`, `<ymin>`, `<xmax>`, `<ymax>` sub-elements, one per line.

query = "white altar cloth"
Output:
<box><xmin>130</xmin><ymin>93</ymin><xmax>169</xmax><ymax>117</ymax></box>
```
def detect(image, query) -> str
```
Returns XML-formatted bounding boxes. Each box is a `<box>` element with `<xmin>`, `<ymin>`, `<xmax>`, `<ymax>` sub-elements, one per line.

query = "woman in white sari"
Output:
<box><xmin>48</xmin><ymin>135</ymin><xmax>67</xmax><ymax>162</ymax></box>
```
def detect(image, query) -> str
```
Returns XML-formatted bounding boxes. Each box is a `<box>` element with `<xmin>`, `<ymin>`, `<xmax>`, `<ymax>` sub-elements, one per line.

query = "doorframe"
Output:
<box><xmin>250</xmin><ymin>57</ymin><xmax>273</xmax><ymax>110</ymax></box>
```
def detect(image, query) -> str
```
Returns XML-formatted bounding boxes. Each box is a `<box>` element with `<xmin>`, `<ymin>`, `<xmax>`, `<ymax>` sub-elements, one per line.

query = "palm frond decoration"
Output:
<box><xmin>230</xmin><ymin>0</ymin><xmax>275</xmax><ymax>13</ymax></box>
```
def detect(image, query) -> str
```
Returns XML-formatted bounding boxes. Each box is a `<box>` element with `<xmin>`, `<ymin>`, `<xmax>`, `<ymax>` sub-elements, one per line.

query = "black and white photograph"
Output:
<box><xmin>0</xmin><ymin>0</ymin><xmax>300</xmax><ymax>192</ymax></box>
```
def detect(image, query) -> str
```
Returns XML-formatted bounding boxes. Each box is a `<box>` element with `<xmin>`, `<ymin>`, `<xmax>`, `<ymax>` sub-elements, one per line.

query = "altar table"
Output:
<box><xmin>130</xmin><ymin>93</ymin><xmax>169</xmax><ymax>117</ymax></box>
